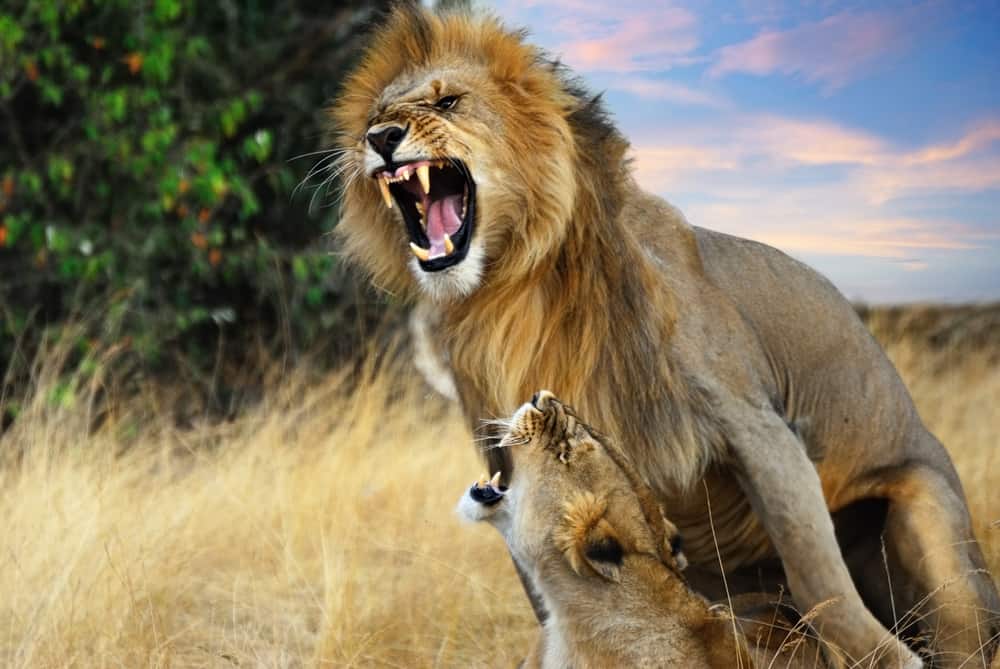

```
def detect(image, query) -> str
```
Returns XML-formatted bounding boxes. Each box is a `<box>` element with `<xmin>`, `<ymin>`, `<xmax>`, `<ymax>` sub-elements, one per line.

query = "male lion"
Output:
<box><xmin>331</xmin><ymin>6</ymin><xmax>1000</xmax><ymax>667</ymax></box>
<box><xmin>458</xmin><ymin>391</ymin><xmax>821</xmax><ymax>669</ymax></box>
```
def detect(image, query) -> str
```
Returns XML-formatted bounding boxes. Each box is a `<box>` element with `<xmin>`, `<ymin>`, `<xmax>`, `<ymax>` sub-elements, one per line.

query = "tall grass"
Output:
<box><xmin>0</xmin><ymin>306</ymin><xmax>997</xmax><ymax>667</ymax></box>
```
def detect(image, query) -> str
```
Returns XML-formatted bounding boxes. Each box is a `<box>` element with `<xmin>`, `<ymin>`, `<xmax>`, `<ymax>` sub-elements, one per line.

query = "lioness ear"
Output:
<box><xmin>662</xmin><ymin>515</ymin><xmax>688</xmax><ymax>571</ymax></box>
<box><xmin>556</xmin><ymin>493</ymin><xmax>623</xmax><ymax>582</ymax></box>
<box><xmin>581</xmin><ymin>521</ymin><xmax>624</xmax><ymax>581</ymax></box>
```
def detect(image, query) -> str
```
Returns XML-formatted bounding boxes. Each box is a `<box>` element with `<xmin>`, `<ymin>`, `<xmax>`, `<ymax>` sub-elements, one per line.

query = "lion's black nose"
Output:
<box><xmin>366</xmin><ymin>124</ymin><xmax>407</xmax><ymax>161</ymax></box>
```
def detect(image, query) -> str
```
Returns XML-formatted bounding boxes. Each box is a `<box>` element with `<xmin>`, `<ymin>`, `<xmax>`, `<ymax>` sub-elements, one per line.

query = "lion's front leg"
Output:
<box><xmin>721</xmin><ymin>403</ymin><xmax>923</xmax><ymax>669</ymax></box>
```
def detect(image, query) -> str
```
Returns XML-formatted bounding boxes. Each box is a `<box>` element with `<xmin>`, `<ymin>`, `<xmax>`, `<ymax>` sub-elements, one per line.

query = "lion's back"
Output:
<box><xmin>689</xmin><ymin>225</ymin><xmax>928</xmax><ymax>469</ymax></box>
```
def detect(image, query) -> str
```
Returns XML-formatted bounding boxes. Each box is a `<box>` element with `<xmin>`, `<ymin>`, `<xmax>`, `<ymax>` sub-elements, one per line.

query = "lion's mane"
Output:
<box><xmin>332</xmin><ymin>7</ymin><xmax>710</xmax><ymax>485</ymax></box>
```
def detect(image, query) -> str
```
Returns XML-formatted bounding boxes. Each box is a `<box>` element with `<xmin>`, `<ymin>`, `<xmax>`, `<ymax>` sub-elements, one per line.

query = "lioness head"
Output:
<box><xmin>458</xmin><ymin>391</ymin><xmax>686</xmax><ymax>583</ymax></box>
<box><xmin>332</xmin><ymin>6</ymin><xmax>627</xmax><ymax>301</ymax></box>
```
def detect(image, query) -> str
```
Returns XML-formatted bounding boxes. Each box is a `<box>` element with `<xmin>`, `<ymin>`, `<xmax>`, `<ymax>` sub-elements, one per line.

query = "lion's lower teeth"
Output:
<box><xmin>409</xmin><ymin>242</ymin><xmax>430</xmax><ymax>262</ymax></box>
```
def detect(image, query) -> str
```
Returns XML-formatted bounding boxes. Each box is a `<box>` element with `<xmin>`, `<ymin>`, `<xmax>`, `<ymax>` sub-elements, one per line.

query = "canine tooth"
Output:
<box><xmin>378</xmin><ymin>178</ymin><xmax>393</xmax><ymax>208</ymax></box>
<box><xmin>490</xmin><ymin>472</ymin><xmax>502</xmax><ymax>488</ymax></box>
<box><xmin>477</xmin><ymin>473</ymin><xmax>489</xmax><ymax>488</ymax></box>
<box><xmin>402</xmin><ymin>169</ymin><xmax>411</xmax><ymax>180</ymax></box>
<box><xmin>417</xmin><ymin>164</ymin><xmax>431</xmax><ymax>194</ymax></box>
<box><xmin>443</xmin><ymin>233</ymin><xmax>454</xmax><ymax>255</ymax></box>
<box><xmin>409</xmin><ymin>242</ymin><xmax>430</xmax><ymax>262</ymax></box>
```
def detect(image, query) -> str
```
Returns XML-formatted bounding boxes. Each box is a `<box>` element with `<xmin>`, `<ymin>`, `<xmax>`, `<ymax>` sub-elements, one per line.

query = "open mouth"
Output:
<box><xmin>373</xmin><ymin>159</ymin><xmax>475</xmax><ymax>272</ymax></box>
<box><xmin>470</xmin><ymin>471</ymin><xmax>506</xmax><ymax>506</ymax></box>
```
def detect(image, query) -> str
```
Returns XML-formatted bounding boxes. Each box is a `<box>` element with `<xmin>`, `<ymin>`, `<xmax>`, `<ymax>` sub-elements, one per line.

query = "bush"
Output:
<box><xmin>0</xmin><ymin>0</ymin><xmax>394</xmax><ymax>398</ymax></box>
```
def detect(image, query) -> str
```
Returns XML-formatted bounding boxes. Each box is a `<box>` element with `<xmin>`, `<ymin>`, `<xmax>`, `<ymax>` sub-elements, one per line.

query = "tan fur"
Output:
<box><xmin>458</xmin><ymin>393</ymin><xmax>819</xmax><ymax>668</ymax></box>
<box><xmin>335</xmin><ymin>7</ymin><xmax>999</xmax><ymax>667</ymax></box>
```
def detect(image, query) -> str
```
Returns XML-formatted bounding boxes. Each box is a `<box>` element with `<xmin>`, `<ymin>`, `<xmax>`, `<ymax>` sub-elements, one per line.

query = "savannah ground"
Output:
<box><xmin>1</xmin><ymin>304</ymin><xmax>998</xmax><ymax>668</ymax></box>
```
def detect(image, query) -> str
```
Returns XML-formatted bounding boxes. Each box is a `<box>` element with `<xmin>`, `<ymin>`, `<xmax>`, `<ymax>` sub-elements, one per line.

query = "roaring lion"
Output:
<box><xmin>331</xmin><ymin>6</ymin><xmax>1000</xmax><ymax>667</ymax></box>
<box><xmin>458</xmin><ymin>391</ymin><xmax>821</xmax><ymax>669</ymax></box>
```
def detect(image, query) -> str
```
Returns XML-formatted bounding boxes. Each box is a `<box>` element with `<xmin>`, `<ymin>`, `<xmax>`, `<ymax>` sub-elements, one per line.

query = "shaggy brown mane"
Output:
<box><xmin>332</xmin><ymin>4</ymin><xmax>705</xmax><ymax>488</ymax></box>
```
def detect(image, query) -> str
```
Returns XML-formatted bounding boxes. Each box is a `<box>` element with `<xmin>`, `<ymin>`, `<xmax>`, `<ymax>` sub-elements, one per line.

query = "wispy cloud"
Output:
<box><xmin>630</xmin><ymin>115</ymin><xmax>1000</xmax><ymax>264</ymax></box>
<box><xmin>609</xmin><ymin>76</ymin><xmax>726</xmax><ymax>107</ymax></box>
<box><xmin>634</xmin><ymin>115</ymin><xmax>1000</xmax><ymax>199</ymax></box>
<box><xmin>756</xmin><ymin>221</ymin><xmax>982</xmax><ymax>258</ymax></box>
<box><xmin>903</xmin><ymin>121</ymin><xmax>1000</xmax><ymax>165</ymax></box>
<box><xmin>495</xmin><ymin>1</ymin><xmax>701</xmax><ymax>73</ymax></box>
<box><xmin>556</xmin><ymin>9</ymin><xmax>699</xmax><ymax>72</ymax></box>
<box><xmin>709</xmin><ymin>6</ymin><xmax>935</xmax><ymax>91</ymax></box>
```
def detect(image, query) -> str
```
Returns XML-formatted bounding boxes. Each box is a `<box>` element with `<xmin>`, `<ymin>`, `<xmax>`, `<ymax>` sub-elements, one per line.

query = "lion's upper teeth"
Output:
<box><xmin>415</xmin><ymin>201</ymin><xmax>426</xmax><ymax>228</ymax></box>
<box><xmin>378</xmin><ymin>177</ymin><xmax>393</xmax><ymax>208</ymax></box>
<box><xmin>417</xmin><ymin>164</ymin><xmax>430</xmax><ymax>194</ymax></box>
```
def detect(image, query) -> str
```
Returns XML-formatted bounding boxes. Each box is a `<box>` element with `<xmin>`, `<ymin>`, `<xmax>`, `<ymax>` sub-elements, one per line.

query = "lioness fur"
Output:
<box><xmin>333</xmin><ymin>6</ymin><xmax>1000</xmax><ymax>667</ymax></box>
<box><xmin>458</xmin><ymin>391</ymin><xmax>821</xmax><ymax>669</ymax></box>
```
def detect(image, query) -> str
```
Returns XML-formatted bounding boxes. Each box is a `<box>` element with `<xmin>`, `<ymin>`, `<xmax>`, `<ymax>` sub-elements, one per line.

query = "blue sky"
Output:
<box><xmin>488</xmin><ymin>0</ymin><xmax>1000</xmax><ymax>303</ymax></box>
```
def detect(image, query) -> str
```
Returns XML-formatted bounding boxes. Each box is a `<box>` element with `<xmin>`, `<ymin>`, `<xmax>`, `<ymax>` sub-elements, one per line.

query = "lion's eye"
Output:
<box><xmin>434</xmin><ymin>95</ymin><xmax>459</xmax><ymax>111</ymax></box>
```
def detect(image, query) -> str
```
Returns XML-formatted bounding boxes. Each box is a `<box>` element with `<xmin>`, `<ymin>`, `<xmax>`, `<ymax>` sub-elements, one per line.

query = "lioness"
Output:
<box><xmin>332</xmin><ymin>6</ymin><xmax>999</xmax><ymax>667</ymax></box>
<box><xmin>459</xmin><ymin>391</ymin><xmax>822</xmax><ymax>669</ymax></box>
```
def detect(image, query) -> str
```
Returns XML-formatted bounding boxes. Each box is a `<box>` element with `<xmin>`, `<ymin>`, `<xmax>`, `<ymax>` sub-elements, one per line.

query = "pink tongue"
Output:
<box><xmin>425</xmin><ymin>194</ymin><xmax>463</xmax><ymax>258</ymax></box>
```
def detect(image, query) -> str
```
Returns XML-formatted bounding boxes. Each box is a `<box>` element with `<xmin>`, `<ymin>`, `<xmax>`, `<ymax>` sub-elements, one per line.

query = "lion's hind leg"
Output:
<box><xmin>873</xmin><ymin>463</ymin><xmax>1000</xmax><ymax>668</ymax></box>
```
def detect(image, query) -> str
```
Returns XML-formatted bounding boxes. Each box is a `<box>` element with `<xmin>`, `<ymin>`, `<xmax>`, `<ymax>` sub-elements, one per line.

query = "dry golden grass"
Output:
<box><xmin>0</xmin><ymin>305</ymin><xmax>997</xmax><ymax>668</ymax></box>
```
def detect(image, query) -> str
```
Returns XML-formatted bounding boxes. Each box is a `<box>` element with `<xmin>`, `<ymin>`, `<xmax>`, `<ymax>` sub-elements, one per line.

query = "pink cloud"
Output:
<box><xmin>632</xmin><ymin>115</ymin><xmax>889</xmax><ymax>173</ymax></box>
<box><xmin>632</xmin><ymin>146</ymin><xmax>738</xmax><ymax>186</ymax></box>
<box><xmin>903</xmin><ymin>121</ymin><xmax>1000</xmax><ymax>165</ymax></box>
<box><xmin>861</xmin><ymin>156</ymin><xmax>1000</xmax><ymax>204</ymax></box>
<box><xmin>495</xmin><ymin>1</ymin><xmax>701</xmax><ymax>73</ymax></box>
<box><xmin>612</xmin><ymin>76</ymin><xmax>725</xmax><ymax>107</ymax></box>
<box><xmin>740</xmin><ymin>116</ymin><xmax>887</xmax><ymax>165</ymax></box>
<box><xmin>758</xmin><ymin>223</ymin><xmax>979</xmax><ymax>258</ymax></box>
<box><xmin>709</xmin><ymin>7</ymin><xmax>933</xmax><ymax>91</ymax></box>
<box><xmin>632</xmin><ymin>115</ymin><xmax>1000</xmax><ymax>196</ymax></box>
<box><xmin>628</xmin><ymin>114</ymin><xmax>1000</xmax><ymax>262</ymax></box>
<box><xmin>557</xmin><ymin>9</ymin><xmax>699</xmax><ymax>72</ymax></box>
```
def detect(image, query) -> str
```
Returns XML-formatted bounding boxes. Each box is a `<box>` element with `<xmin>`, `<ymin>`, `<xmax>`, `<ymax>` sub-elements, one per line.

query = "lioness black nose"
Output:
<box><xmin>532</xmin><ymin>390</ymin><xmax>555</xmax><ymax>410</ymax></box>
<box><xmin>367</xmin><ymin>124</ymin><xmax>407</xmax><ymax>161</ymax></box>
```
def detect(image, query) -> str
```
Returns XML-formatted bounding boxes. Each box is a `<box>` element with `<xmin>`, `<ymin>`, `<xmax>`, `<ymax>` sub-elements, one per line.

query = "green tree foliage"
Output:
<box><xmin>0</xmin><ymin>0</ymin><xmax>393</xmax><ymax>394</ymax></box>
